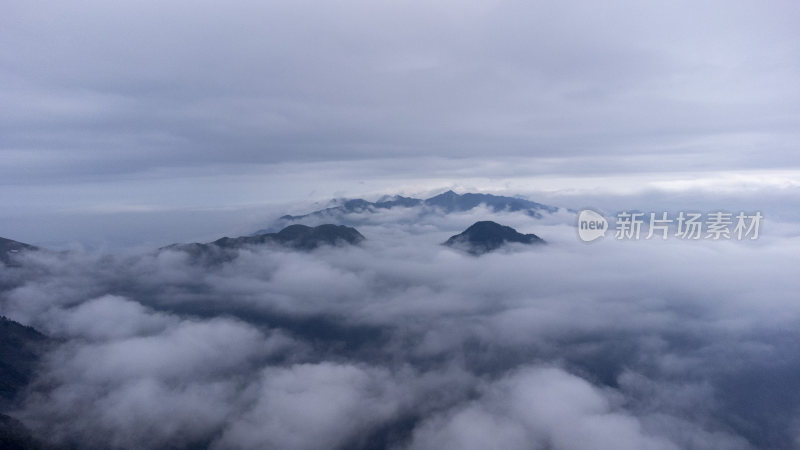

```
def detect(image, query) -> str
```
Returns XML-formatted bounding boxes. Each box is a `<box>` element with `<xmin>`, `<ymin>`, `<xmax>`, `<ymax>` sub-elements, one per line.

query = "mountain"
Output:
<box><xmin>444</xmin><ymin>221</ymin><xmax>545</xmax><ymax>255</ymax></box>
<box><xmin>256</xmin><ymin>191</ymin><xmax>559</xmax><ymax>233</ymax></box>
<box><xmin>277</xmin><ymin>196</ymin><xmax>422</xmax><ymax>223</ymax></box>
<box><xmin>0</xmin><ymin>413</ymin><xmax>44</xmax><ymax>450</ymax></box>
<box><xmin>0</xmin><ymin>316</ymin><xmax>50</xmax><ymax>449</ymax></box>
<box><xmin>220</xmin><ymin>224</ymin><xmax>365</xmax><ymax>250</ymax></box>
<box><xmin>164</xmin><ymin>224</ymin><xmax>365</xmax><ymax>262</ymax></box>
<box><xmin>424</xmin><ymin>190</ymin><xmax>556</xmax><ymax>214</ymax></box>
<box><xmin>0</xmin><ymin>238</ymin><xmax>38</xmax><ymax>267</ymax></box>
<box><xmin>0</xmin><ymin>317</ymin><xmax>49</xmax><ymax>407</ymax></box>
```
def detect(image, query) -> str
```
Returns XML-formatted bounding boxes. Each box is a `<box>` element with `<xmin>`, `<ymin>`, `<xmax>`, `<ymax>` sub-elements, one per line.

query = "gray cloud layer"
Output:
<box><xmin>3</xmin><ymin>1</ymin><xmax>800</xmax><ymax>446</ymax></box>
<box><xmin>3</xmin><ymin>0</ymin><xmax>800</xmax><ymax>248</ymax></box>
<box><xmin>2</xmin><ymin>207</ymin><xmax>799</xmax><ymax>449</ymax></box>
<box><xmin>2</xmin><ymin>0</ymin><xmax>799</xmax><ymax>184</ymax></box>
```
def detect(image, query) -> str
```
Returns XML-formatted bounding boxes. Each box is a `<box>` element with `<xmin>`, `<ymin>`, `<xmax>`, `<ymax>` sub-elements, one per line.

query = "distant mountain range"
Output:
<box><xmin>1</xmin><ymin>190</ymin><xmax>556</xmax><ymax>263</ymax></box>
<box><xmin>0</xmin><ymin>237</ymin><xmax>38</xmax><ymax>267</ymax></box>
<box><xmin>256</xmin><ymin>190</ymin><xmax>559</xmax><ymax>233</ymax></box>
<box><xmin>163</xmin><ymin>224</ymin><xmax>365</xmax><ymax>263</ymax></box>
<box><xmin>444</xmin><ymin>221</ymin><xmax>545</xmax><ymax>255</ymax></box>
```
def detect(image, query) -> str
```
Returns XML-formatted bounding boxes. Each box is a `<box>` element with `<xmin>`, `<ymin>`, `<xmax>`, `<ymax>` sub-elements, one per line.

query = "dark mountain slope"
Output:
<box><xmin>164</xmin><ymin>224</ymin><xmax>365</xmax><ymax>263</ymax></box>
<box><xmin>0</xmin><ymin>317</ymin><xmax>50</xmax><ymax>449</ymax></box>
<box><xmin>444</xmin><ymin>221</ymin><xmax>545</xmax><ymax>255</ymax></box>
<box><xmin>0</xmin><ymin>238</ymin><xmax>38</xmax><ymax>267</ymax></box>
<box><xmin>0</xmin><ymin>317</ymin><xmax>49</xmax><ymax>406</ymax></box>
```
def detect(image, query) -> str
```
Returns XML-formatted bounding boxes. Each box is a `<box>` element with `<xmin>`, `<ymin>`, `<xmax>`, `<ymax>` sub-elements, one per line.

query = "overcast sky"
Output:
<box><xmin>2</xmin><ymin>0</ymin><xmax>799</xmax><ymax>246</ymax></box>
<box><xmin>4</xmin><ymin>5</ymin><xmax>800</xmax><ymax>447</ymax></box>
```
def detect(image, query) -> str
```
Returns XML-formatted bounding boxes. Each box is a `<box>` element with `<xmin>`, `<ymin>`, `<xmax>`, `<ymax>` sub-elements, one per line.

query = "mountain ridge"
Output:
<box><xmin>444</xmin><ymin>221</ymin><xmax>545</xmax><ymax>255</ymax></box>
<box><xmin>257</xmin><ymin>191</ymin><xmax>559</xmax><ymax>234</ymax></box>
<box><xmin>163</xmin><ymin>224</ymin><xmax>365</xmax><ymax>263</ymax></box>
<box><xmin>0</xmin><ymin>238</ymin><xmax>38</xmax><ymax>267</ymax></box>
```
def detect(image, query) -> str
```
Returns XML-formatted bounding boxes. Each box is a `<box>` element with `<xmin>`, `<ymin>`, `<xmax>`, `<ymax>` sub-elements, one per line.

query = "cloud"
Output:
<box><xmin>1</xmin><ymin>0</ymin><xmax>799</xmax><ymax>246</ymax></box>
<box><xmin>408</xmin><ymin>366</ymin><xmax>680</xmax><ymax>450</ymax></box>
<box><xmin>3</xmin><ymin>0</ymin><xmax>798</xmax><ymax>177</ymax></box>
<box><xmin>214</xmin><ymin>363</ymin><xmax>404</xmax><ymax>450</ymax></box>
<box><xmin>2</xmin><ymin>209</ymin><xmax>800</xmax><ymax>448</ymax></box>
<box><xmin>40</xmin><ymin>295</ymin><xmax>176</xmax><ymax>341</ymax></box>
<box><xmin>2</xmin><ymin>0</ymin><xmax>799</xmax><ymax>446</ymax></box>
<box><xmin>17</xmin><ymin>312</ymin><xmax>299</xmax><ymax>448</ymax></box>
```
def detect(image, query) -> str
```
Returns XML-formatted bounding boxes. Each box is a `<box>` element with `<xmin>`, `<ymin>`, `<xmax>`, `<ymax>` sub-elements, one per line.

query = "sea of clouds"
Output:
<box><xmin>2</xmin><ymin>205</ymin><xmax>800</xmax><ymax>449</ymax></box>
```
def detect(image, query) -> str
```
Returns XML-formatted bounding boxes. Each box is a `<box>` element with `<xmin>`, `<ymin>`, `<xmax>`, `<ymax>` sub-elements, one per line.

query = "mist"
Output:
<box><xmin>2</xmin><ymin>205</ymin><xmax>799</xmax><ymax>449</ymax></box>
<box><xmin>3</xmin><ymin>0</ymin><xmax>800</xmax><ymax>448</ymax></box>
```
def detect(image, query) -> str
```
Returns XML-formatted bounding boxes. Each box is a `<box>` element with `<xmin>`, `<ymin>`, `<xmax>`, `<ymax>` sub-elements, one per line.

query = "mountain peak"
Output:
<box><xmin>256</xmin><ymin>192</ymin><xmax>560</xmax><ymax>233</ymax></box>
<box><xmin>444</xmin><ymin>221</ymin><xmax>545</xmax><ymax>255</ymax></box>
<box><xmin>165</xmin><ymin>224</ymin><xmax>365</xmax><ymax>264</ymax></box>
<box><xmin>271</xmin><ymin>224</ymin><xmax>365</xmax><ymax>249</ymax></box>
<box><xmin>427</xmin><ymin>189</ymin><xmax>459</xmax><ymax>200</ymax></box>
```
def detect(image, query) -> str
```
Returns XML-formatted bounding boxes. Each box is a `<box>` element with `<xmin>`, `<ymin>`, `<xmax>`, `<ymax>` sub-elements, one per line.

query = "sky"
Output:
<box><xmin>4</xmin><ymin>4</ymin><xmax>800</xmax><ymax>448</ymax></box>
<box><xmin>2</xmin><ymin>0</ymin><xmax>800</xmax><ymax>247</ymax></box>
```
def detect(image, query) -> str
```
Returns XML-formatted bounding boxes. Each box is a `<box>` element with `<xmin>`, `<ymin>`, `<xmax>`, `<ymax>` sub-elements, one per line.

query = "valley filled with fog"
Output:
<box><xmin>2</xmin><ymin>200</ymin><xmax>799</xmax><ymax>449</ymax></box>
<box><xmin>3</xmin><ymin>0</ymin><xmax>799</xmax><ymax>448</ymax></box>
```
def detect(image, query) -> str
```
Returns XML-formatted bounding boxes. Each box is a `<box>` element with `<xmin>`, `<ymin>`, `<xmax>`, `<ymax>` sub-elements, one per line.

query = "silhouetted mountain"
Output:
<box><xmin>0</xmin><ymin>317</ymin><xmax>50</xmax><ymax>449</ymax></box>
<box><xmin>0</xmin><ymin>414</ymin><xmax>45</xmax><ymax>450</ymax></box>
<box><xmin>277</xmin><ymin>196</ymin><xmax>423</xmax><ymax>222</ymax></box>
<box><xmin>164</xmin><ymin>224</ymin><xmax>365</xmax><ymax>263</ymax></box>
<box><xmin>0</xmin><ymin>238</ymin><xmax>38</xmax><ymax>267</ymax></box>
<box><xmin>257</xmin><ymin>191</ymin><xmax>559</xmax><ymax>233</ymax></box>
<box><xmin>424</xmin><ymin>190</ymin><xmax>556</xmax><ymax>215</ymax></box>
<box><xmin>0</xmin><ymin>317</ymin><xmax>49</xmax><ymax>406</ymax></box>
<box><xmin>444</xmin><ymin>221</ymin><xmax>545</xmax><ymax>255</ymax></box>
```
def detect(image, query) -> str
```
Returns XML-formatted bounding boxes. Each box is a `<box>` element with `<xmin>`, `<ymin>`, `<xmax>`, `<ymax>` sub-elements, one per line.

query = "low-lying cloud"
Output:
<box><xmin>2</xmin><ymin>207</ymin><xmax>799</xmax><ymax>449</ymax></box>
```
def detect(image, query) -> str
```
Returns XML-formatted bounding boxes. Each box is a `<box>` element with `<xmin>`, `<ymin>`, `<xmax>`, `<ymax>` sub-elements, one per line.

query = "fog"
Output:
<box><xmin>2</xmin><ymin>205</ymin><xmax>799</xmax><ymax>449</ymax></box>
<box><xmin>3</xmin><ymin>0</ymin><xmax>799</xmax><ymax>447</ymax></box>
